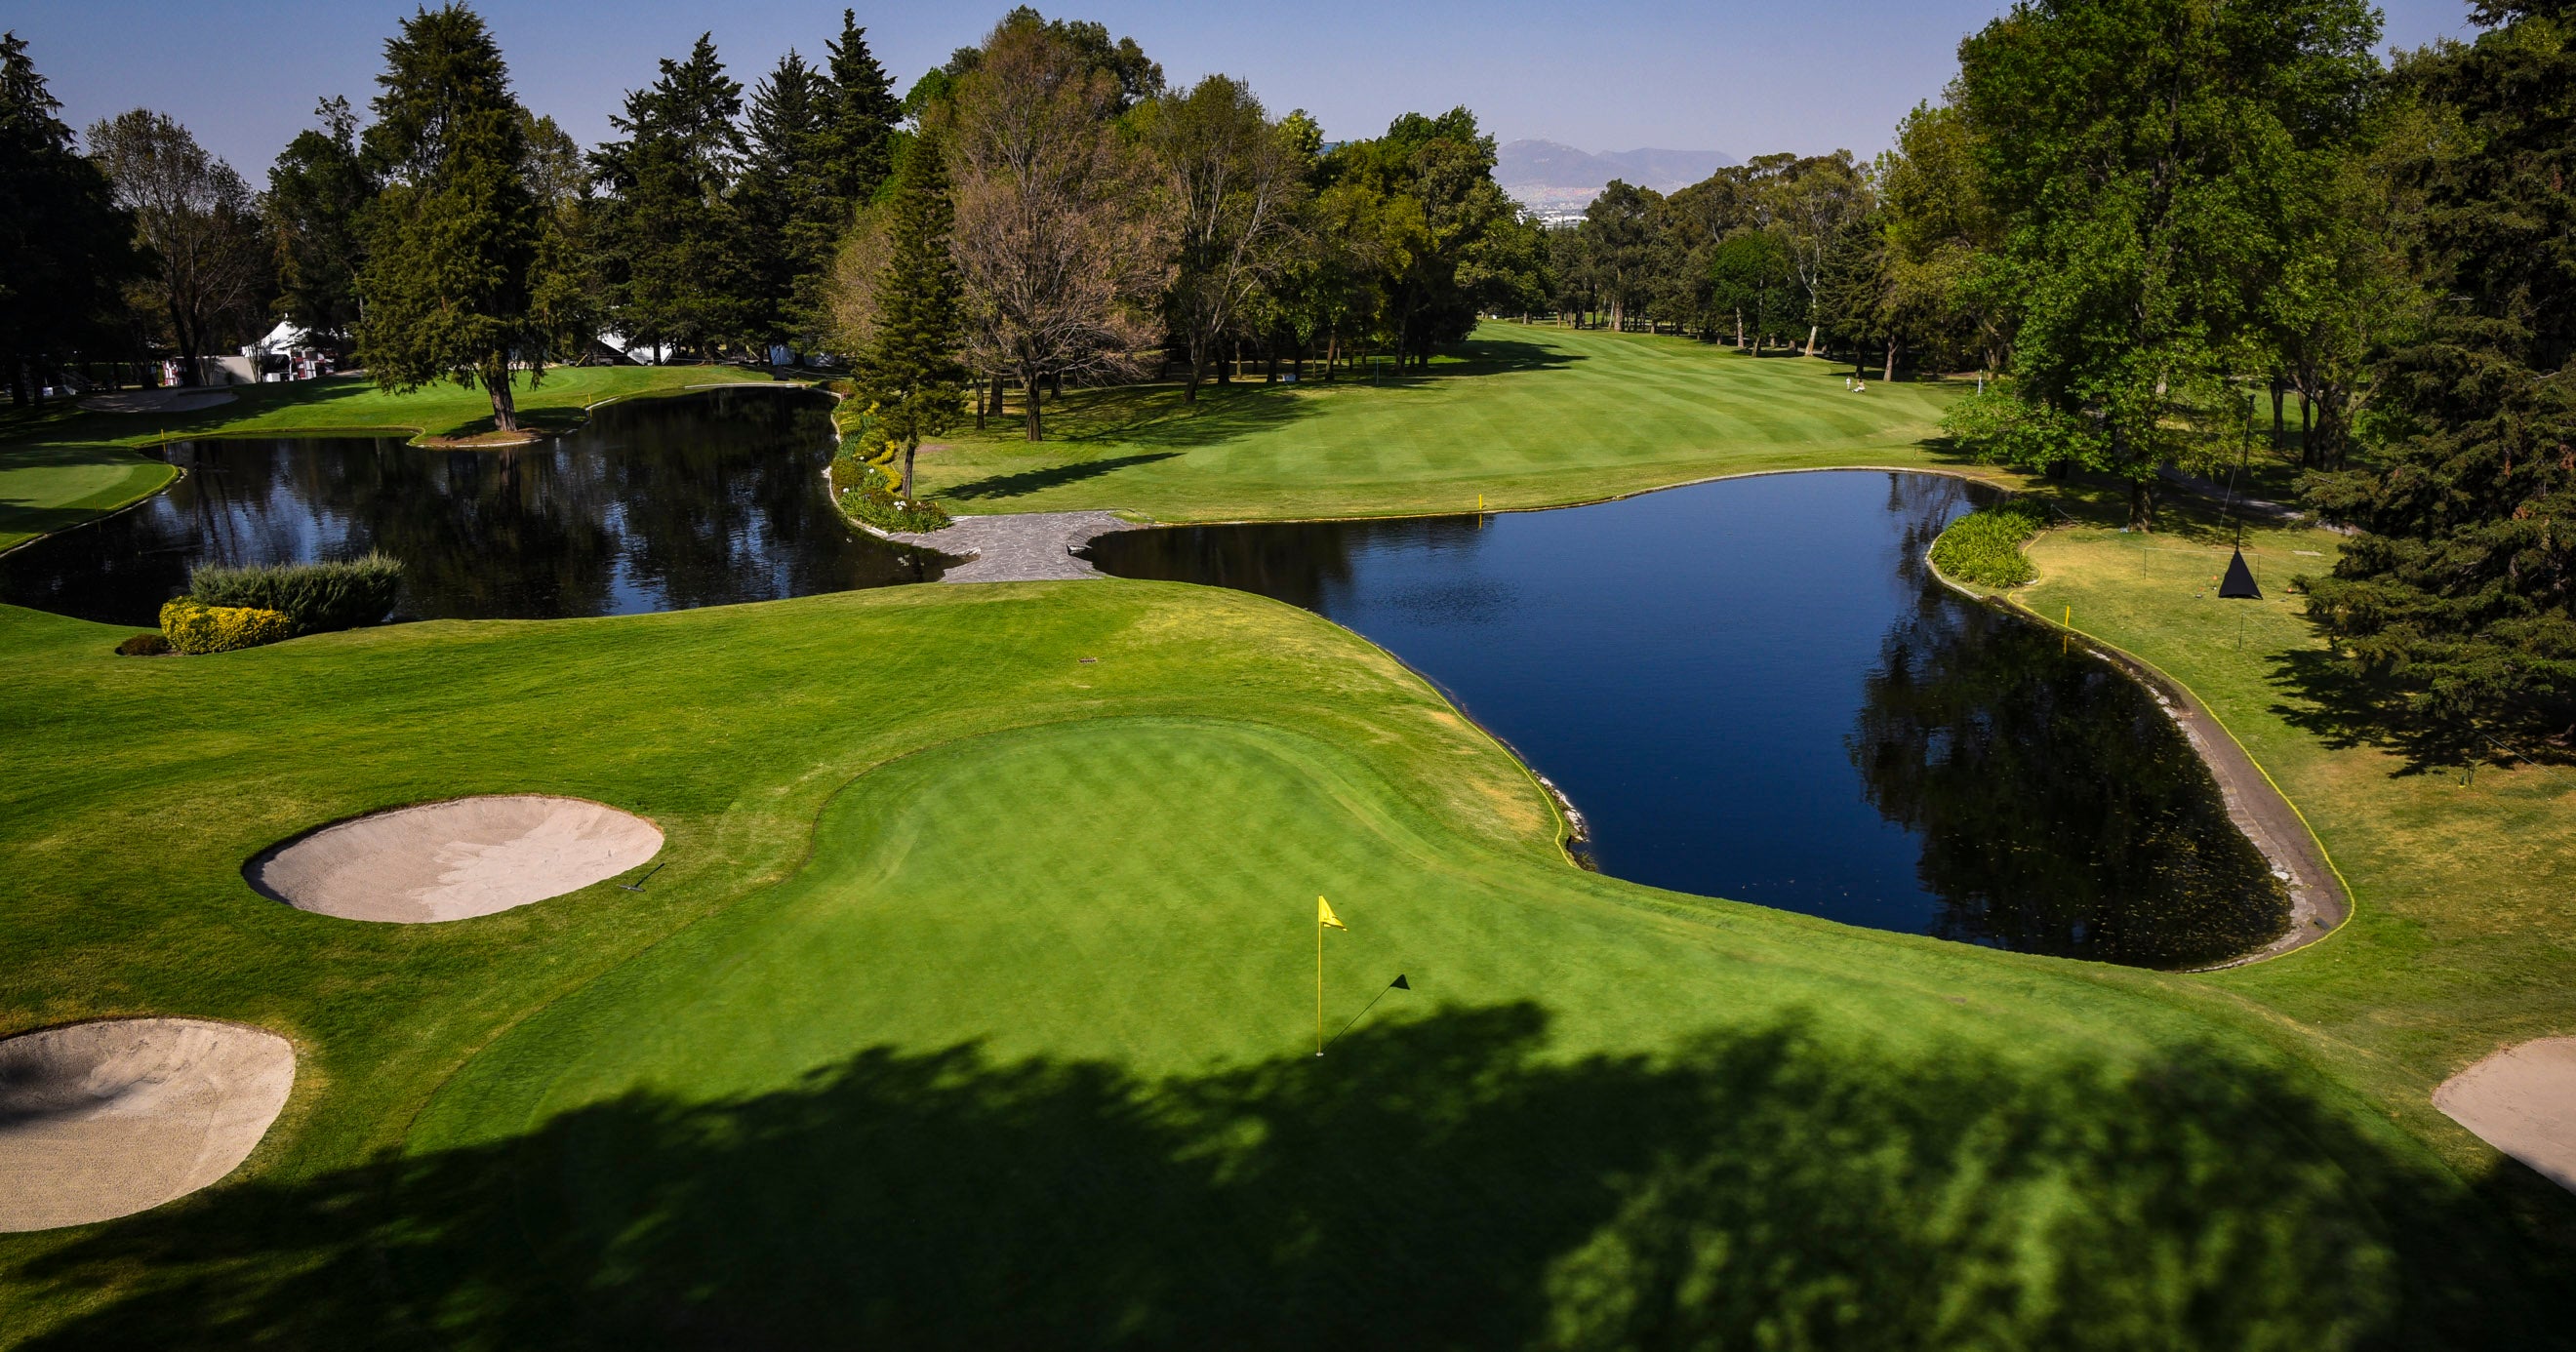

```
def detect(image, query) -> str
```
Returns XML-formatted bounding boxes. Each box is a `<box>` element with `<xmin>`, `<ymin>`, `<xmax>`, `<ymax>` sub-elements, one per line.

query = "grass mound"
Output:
<box><xmin>1930</xmin><ymin>500</ymin><xmax>2051</xmax><ymax>587</ymax></box>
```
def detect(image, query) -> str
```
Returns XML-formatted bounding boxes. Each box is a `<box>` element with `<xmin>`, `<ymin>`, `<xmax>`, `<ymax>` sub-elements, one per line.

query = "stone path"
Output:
<box><xmin>888</xmin><ymin>510</ymin><xmax>1140</xmax><ymax>583</ymax></box>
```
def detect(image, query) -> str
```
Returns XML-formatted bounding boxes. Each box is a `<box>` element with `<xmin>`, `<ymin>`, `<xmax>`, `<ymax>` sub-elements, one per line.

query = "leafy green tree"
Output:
<box><xmin>522</xmin><ymin>112</ymin><xmax>604</xmax><ymax>368</ymax></box>
<box><xmin>591</xmin><ymin>33</ymin><xmax>756</xmax><ymax>359</ymax></box>
<box><xmin>1322</xmin><ymin>107</ymin><xmax>1518</xmax><ymax>369</ymax></box>
<box><xmin>1140</xmin><ymin>73</ymin><xmax>1301</xmax><ymax>403</ymax></box>
<box><xmin>262</xmin><ymin>96</ymin><xmax>377</xmax><ymax>346</ymax></box>
<box><xmin>0</xmin><ymin>30</ymin><xmax>141</xmax><ymax>405</ymax></box>
<box><xmin>1706</xmin><ymin>230</ymin><xmax>1798</xmax><ymax>352</ymax></box>
<box><xmin>2299</xmin><ymin>2</ymin><xmax>2576</xmax><ymax>764</ymax></box>
<box><xmin>355</xmin><ymin>3</ymin><xmax>542</xmax><ymax>431</ymax></box>
<box><xmin>1875</xmin><ymin>101</ymin><xmax>2006</xmax><ymax>375</ymax></box>
<box><xmin>1577</xmin><ymin>179</ymin><xmax>1657</xmax><ymax>332</ymax></box>
<box><xmin>856</xmin><ymin>136</ymin><xmax>966</xmax><ymax>500</ymax></box>
<box><xmin>89</xmin><ymin>108</ymin><xmax>270</xmax><ymax>387</ymax></box>
<box><xmin>1951</xmin><ymin>0</ymin><xmax>2381</xmax><ymax>526</ymax></box>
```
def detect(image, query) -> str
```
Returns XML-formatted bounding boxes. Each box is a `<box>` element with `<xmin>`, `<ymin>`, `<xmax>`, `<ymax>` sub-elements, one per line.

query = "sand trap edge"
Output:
<box><xmin>2434</xmin><ymin>1037</ymin><xmax>2576</xmax><ymax>1195</ymax></box>
<box><xmin>243</xmin><ymin>794</ymin><xmax>664</xmax><ymax>924</ymax></box>
<box><xmin>0</xmin><ymin>1015</ymin><xmax>298</xmax><ymax>1232</ymax></box>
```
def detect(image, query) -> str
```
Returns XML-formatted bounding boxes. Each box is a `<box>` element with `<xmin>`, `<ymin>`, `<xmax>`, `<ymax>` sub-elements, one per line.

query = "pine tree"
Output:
<box><xmin>2299</xmin><ymin>4</ymin><xmax>2576</xmax><ymax>764</ymax></box>
<box><xmin>354</xmin><ymin>4</ymin><xmax>541</xmax><ymax>431</ymax></box>
<box><xmin>590</xmin><ymin>34</ymin><xmax>754</xmax><ymax>358</ymax></box>
<box><xmin>820</xmin><ymin>11</ymin><xmax>903</xmax><ymax>211</ymax></box>
<box><xmin>857</xmin><ymin>137</ymin><xmax>965</xmax><ymax>500</ymax></box>
<box><xmin>739</xmin><ymin>50</ymin><xmax>835</xmax><ymax>350</ymax></box>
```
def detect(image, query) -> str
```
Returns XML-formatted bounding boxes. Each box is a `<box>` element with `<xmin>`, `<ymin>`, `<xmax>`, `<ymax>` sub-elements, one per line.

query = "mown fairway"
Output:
<box><xmin>918</xmin><ymin>322</ymin><xmax>1986</xmax><ymax>520</ymax></box>
<box><xmin>0</xmin><ymin>443</ymin><xmax>173</xmax><ymax>552</ymax></box>
<box><xmin>0</xmin><ymin>581</ymin><xmax>2558</xmax><ymax>1346</ymax></box>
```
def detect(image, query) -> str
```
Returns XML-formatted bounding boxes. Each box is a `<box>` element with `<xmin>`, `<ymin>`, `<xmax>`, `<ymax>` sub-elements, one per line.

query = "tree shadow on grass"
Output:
<box><xmin>941</xmin><ymin>452</ymin><xmax>1185</xmax><ymax>502</ymax></box>
<box><xmin>14</xmin><ymin>1004</ymin><xmax>2568</xmax><ymax>1349</ymax></box>
<box><xmin>2261</xmin><ymin>648</ymin><xmax>2569</xmax><ymax>776</ymax></box>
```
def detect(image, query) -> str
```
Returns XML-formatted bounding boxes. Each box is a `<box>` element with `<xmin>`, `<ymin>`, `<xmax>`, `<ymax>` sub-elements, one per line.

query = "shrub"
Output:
<box><xmin>1929</xmin><ymin>501</ymin><xmax>2051</xmax><ymax>588</ymax></box>
<box><xmin>115</xmin><ymin>632</ymin><xmax>172</xmax><ymax>656</ymax></box>
<box><xmin>831</xmin><ymin>458</ymin><xmax>952</xmax><ymax>533</ymax></box>
<box><xmin>187</xmin><ymin>554</ymin><xmax>403</xmax><ymax>635</ymax></box>
<box><xmin>160</xmin><ymin>598</ymin><xmax>294</xmax><ymax>654</ymax></box>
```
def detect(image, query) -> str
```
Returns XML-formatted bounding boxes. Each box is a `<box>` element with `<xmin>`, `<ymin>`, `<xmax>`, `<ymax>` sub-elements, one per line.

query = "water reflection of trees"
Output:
<box><xmin>0</xmin><ymin>389</ymin><xmax>938</xmax><ymax>625</ymax></box>
<box><xmin>1085</xmin><ymin>515</ymin><xmax>1487</xmax><ymax>614</ymax></box>
<box><xmin>1848</xmin><ymin>596</ymin><xmax>2289</xmax><ymax>969</ymax></box>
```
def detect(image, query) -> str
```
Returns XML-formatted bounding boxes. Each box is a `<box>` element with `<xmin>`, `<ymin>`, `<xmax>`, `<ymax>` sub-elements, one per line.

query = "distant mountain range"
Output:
<box><xmin>1496</xmin><ymin>140</ymin><xmax>1734</xmax><ymax>219</ymax></box>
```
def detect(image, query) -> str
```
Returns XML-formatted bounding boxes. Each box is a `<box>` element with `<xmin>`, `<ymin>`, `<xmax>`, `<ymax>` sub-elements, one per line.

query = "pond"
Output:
<box><xmin>0</xmin><ymin>387</ymin><xmax>942</xmax><ymax>625</ymax></box>
<box><xmin>1085</xmin><ymin>470</ymin><xmax>2290</xmax><ymax>969</ymax></box>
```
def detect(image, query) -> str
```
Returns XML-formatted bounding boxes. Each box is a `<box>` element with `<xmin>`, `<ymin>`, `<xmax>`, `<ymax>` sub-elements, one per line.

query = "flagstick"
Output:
<box><xmin>1316</xmin><ymin>913</ymin><xmax>1325</xmax><ymax>1056</ymax></box>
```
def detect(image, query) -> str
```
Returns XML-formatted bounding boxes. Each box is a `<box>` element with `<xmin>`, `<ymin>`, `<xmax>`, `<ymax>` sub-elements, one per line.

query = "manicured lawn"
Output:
<box><xmin>913</xmin><ymin>322</ymin><xmax>1996</xmax><ymax>521</ymax></box>
<box><xmin>0</xmin><ymin>443</ymin><xmax>175</xmax><ymax>553</ymax></box>
<box><xmin>0</xmin><ymin>585</ymin><xmax>2553</xmax><ymax>1345</ymax></box>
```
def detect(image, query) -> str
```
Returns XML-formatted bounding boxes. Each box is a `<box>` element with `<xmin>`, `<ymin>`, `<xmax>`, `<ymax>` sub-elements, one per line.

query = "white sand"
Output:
<box><xmin>247</xmin><ymin>795</ymin><xmax>663</xmax><ymax>923</ymax></box>
<box><xmin>2434</xmin><ymin>1037</ymin><xmax>2576</xmax><ymax>1193</ymax></box>
<box><xmin>77</xmin><ymin>388</ymin><xmax>237</xmax><ymax>414</ymax></box>
<box><xmin>0</xmin><ymin>1018</ymin><xmax>295</xmax><ymax>1232</ymax></box>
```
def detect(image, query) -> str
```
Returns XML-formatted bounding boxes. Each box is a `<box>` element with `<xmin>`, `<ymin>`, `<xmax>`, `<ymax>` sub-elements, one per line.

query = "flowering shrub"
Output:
<box><xmin>160</xmin><ymin>598</ymin><xmax>295</xmax><ymax>654</ymax></box>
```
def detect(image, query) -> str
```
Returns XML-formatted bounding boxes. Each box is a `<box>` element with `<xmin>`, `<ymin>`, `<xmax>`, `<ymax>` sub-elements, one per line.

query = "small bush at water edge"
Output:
<box><xmin>1930</xmin><ymin>502</ymin><xmax>2051</xmax><ymax>588</ymax></box>
<box><xmin>188</xmin><ymin>554</ymin><xmax>403</xmax><ymax>635</ymax></box>
<box><xmin>831</xmin><ymin>454</ymin><xmax>952</xmax><ymax>533</ymax></box>
<box><xmin>160</xmin><ymin>598</ymin><xmax>294</xmax><ymax>654</ymax></box>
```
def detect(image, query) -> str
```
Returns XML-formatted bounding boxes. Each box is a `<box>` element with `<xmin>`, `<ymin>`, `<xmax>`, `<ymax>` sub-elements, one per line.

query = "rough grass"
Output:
<box><xmin>0</xmin><ymin>583</ymin><xmax>2562</xmax><ymax>1345</ymax></box>
<box><xmin>2014</xmin><ymin>492</ymin><xmax>2576</xmax><ymax>1218</ymax></box>
<box><xmin>920</xmin><ymin>323</ymin><xmax>2001</xmax><ymax>521</ymax></box>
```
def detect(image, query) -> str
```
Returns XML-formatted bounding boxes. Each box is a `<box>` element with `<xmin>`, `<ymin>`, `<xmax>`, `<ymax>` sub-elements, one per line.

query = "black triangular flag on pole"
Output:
<box><xmin>1390</xmin><ymin>974</ymin><xmax>1410</xmax><ymax>990</ymax></box>
<box><xmin>2219</xmin><ymin>547</ymin><xmax>2262</xmax><ymax>599</ymax></box>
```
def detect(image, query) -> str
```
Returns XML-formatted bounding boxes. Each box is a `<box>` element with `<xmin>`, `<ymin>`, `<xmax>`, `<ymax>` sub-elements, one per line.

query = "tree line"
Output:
<box><xmin>1545</xmin><ymin>0</ymin><xmax>2572</xmax><ymax>764</ymax></box>
<box><xmin>0</xmin><ymin>5</ymin><xmax>1548</xmax><ymax>435</ymax></box>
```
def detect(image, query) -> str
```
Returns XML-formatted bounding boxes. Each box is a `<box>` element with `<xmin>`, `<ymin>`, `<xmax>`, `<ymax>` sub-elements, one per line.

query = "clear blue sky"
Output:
<box><xmin>14</xmin><ymin>1</ymin><xmax>2485</xmax><ymax>177</ymax></box>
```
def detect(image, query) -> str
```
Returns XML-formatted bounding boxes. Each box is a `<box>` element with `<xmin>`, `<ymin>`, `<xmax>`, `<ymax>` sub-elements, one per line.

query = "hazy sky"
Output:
<box><xmin>14</xmin><ymin>1</ymin><xmax>2486</xmax><ymax>177</ymax></box>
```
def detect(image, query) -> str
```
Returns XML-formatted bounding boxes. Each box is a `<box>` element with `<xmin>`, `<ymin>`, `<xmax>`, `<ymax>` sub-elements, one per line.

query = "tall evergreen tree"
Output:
<box><xmin>857</xmin><ymin>136</ymin><xmax>965</xmax><ymax>500</ymax></box>
<box><xmin>263</xmin><ymin>96</ymin><xmax>377</xmax><ymax>345</ymax></box>
<box><xmin>591</xmin><ymin>33</ymin><xmax>755</xmax><ymax>358</ymax></box>
<box><xmin>354</xmin><ymin>4</ymin><xmax>541</xmax><ymax>431</ymax></box>
<box><xmin>2300</xmin><ymin>2</ymin><xmax>2576</xmax><ymax>763</ymax></box>
<box><xmin>0</xmin><ymin>30</ymin><xmax>141</xmax><ymax>405</ymax></box>
<box><xmin>820</xmin><ymin>12</ymin><xmax>903</xmax><ymax>211</ymax></box>
<box><xmin>739</xmin><ymin>50</ymin><xmax>836</xmax><ymax>350</ymax></box>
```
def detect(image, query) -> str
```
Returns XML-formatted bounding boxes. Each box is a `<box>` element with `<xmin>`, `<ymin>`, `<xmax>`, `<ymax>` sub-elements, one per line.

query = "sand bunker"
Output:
<box><xmin>248</xmin><ymin>795</ymin><xmax>663</xmax><ymax>923</ymax></box>
<box><xmin>78</xmin><ymin>388</ymin><xmax>237</xmax><ymax>414</ymax></box>
<box><xmin>2435</xmin><ymin>1038</ymin><xmax>2576</xmax><ymax>1193</ymax></box>
<box><xmin>0</xmin><ymin>1018</ymin><xmax>295</xmax><ymax>1232</ymax></box>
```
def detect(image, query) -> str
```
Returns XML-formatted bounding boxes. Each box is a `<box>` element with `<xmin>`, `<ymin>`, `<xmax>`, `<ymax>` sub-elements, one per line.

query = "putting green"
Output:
<box><xmin>397</xmin><ymin>715</ymin><xmax>2500</xmax><ymax>1345</ymax></box>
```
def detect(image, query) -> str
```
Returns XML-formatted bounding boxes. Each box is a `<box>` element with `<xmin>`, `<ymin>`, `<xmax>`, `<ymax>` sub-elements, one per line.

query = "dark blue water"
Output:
<box><xmin>1087</xmin><ymin>470</ymin><xmax>2288</xmax><ymax>968</ymax></box>
<box><xmin>0</xmin><ymin>388</ymin><xmax>943</xmax><ymax>624</ymax></box>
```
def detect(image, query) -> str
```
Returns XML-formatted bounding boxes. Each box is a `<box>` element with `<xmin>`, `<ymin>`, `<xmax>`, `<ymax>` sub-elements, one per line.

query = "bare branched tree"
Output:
<box><xmin>87</xmin><ymin>109</ymin><xmax>267</xmax><ymax>385</ymax></box>
<box><xmin>945</xmin><ymin>20</ymin><xmax>1169</xmax><ymax>441</ymax></box>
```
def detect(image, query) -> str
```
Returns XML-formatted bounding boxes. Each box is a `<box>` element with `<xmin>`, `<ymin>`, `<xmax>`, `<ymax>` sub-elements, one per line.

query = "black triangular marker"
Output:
<box><xmin>1390</xmin><ymin>974</ymin><xmax>1411</xmax><ymax>990</ymax></box>
<box><xmin>2219</xmin><ymin>547</ymin><xmax>2262</xmax><ymax>599</ymax></box>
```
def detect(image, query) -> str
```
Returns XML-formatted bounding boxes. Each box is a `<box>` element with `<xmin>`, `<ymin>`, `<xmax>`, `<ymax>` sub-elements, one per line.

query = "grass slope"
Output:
<box><xmin>0</xmin><ymin>586</ymin><xmax>2556</xmax><ymax>1347</ymax></box>
<box><xmin>915</xmin><ymin>323</ymin><xmax>1992</xmax><ymax>521</ymax></box>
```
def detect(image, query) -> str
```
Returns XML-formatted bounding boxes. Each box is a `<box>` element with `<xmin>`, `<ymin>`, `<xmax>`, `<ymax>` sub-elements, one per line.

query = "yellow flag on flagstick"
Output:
<box><xmin>1318</xmin><ymin>895</ymin><xmax>1347</xmax><ymax>930</ymax></box>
